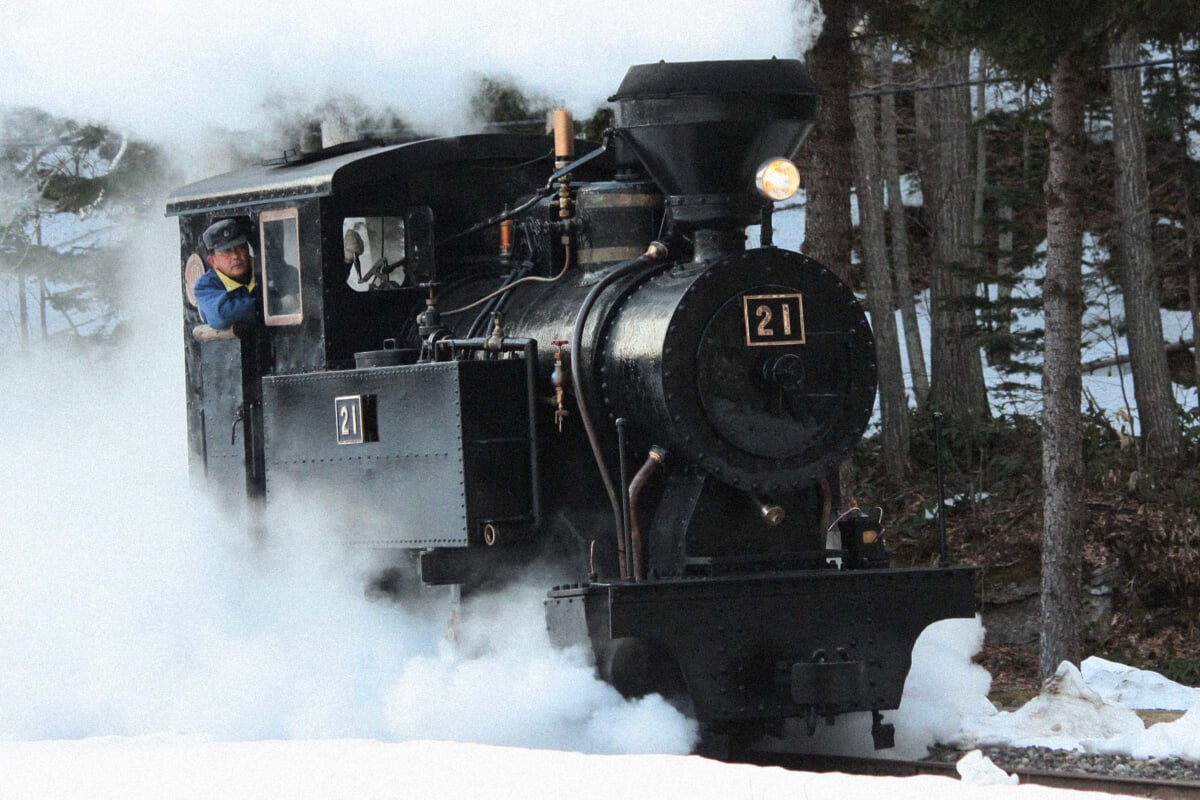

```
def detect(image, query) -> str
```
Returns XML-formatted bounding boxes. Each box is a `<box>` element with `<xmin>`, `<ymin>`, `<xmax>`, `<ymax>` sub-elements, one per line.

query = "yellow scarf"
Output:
<box><xmin>214</xmin><ymin>263</ymin><xmax>256</xmax><ymax>293</ymax></box>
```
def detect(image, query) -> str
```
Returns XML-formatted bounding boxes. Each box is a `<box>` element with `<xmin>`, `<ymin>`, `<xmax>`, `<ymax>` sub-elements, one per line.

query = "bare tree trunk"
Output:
<box><xmin>1040</xmin><ymin>46</ymin><xmax>1087</xmax><ymax>685</ymax></box>
<box><xmin>17</xmin><ymin>268</ymin><xmax>29</xmax><ymax>350</ymax></box>
<box><xmin>880</xmin><ymin>41</ymin><xmax>929</xmax><ymax>408</ymax></box>
<box><xmin>853</xmin><ymin>57</ymin><xmax>910</xmax><ymax>482</ymax></box>
<box><xmin>928</xmin><ymin>51</ymin><xmax>991</xmax><ymax>428</ymax></box>
<box><xmin>39</xmin><ymin>280</ymin><xmax>47</xmax><ymax>339</ymax></box>
<box><xmin>995</xmin><ymin>203</ymin><xmax>1015</xmax><ymax>347</ymax></box>
<box><xmin>913</xmin><ymin>67</ymin><xmax>939</xmax><ymax>224</ymax></box>
<box><xmin>1169</xmin><ymin>45</ymin><xmax>1200</xmax><ymax>413</ymax></box>
<box><xmin>1191</xmin><ymin>258</ymin><xmax>1199</xmax><ymax>410</ymax></box>
<box><xmin>1110</xmin><ymin>30</ymin><xmax>1182</xmax><ymax>472</ymax></box>
<box><xmin>799</xmin><ymin>0</ymin><xmax>854</xmax><ymax>283</ymax></box>
<box><xmin>973</xmin><ymin>53</ymin><xmax>988</xmax><ymax>270</ymax></box>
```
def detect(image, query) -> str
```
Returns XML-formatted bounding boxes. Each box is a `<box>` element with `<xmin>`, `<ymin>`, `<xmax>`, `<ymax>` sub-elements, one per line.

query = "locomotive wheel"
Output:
<box><xmin>695</xmin><ymin>720</ymin><xmax>778</xmax><ymax>760</ymax></box>
<box><xmin>604</xmin><ymin>637</ymin><xmax>689</xmax><ymax>708</ymax></box>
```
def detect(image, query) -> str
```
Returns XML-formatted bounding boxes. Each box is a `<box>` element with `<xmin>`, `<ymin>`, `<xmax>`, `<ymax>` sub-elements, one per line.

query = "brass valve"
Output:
<box><xmin>553</xmin><ymin>109</ymin><xmax>575</xmax><ymax>234</ymax></box>
<box><xmin>485</xmin><ymin>312</ymin><xmax>505</xmax><ymax>353</ymax></box>
<box><xmin>499</xmin><ymin>214</ymin><xmax>512</xmax><ymax>262</ymax></box>
<box><xmin>551</xmin><ymin>339</ymin><xmax>570</xmax><ymax>433</ymax></box>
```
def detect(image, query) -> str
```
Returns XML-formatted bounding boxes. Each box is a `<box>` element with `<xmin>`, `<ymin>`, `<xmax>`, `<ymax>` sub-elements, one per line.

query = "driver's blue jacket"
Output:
<box><xmin>194</xmin><ymin>268</ymin><xmax>258</xmax><ymax>329</ymax></box>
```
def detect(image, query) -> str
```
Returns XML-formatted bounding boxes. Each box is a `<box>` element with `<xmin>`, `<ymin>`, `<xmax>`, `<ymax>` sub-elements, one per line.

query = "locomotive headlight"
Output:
<box><xmin>755</xmin><ymin>158</ymin><xmax>801</xmax><ymax>201</ymax></box>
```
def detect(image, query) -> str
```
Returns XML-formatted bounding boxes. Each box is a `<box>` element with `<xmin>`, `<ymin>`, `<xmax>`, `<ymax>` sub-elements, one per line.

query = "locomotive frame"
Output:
<box><xmin>168</xmin><ymin>59</ymin><xmax>977</xmax><ymax>754</ymax></box>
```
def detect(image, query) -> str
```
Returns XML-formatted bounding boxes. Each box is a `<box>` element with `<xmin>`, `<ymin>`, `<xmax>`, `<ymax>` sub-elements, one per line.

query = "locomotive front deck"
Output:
<box><xmin>547</xmin><ymin>565</ymin><xmax>978</xmax><ymax>741</ymax></box>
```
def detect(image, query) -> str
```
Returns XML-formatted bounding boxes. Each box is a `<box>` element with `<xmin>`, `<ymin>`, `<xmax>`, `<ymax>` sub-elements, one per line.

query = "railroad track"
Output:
<box><xmin>733</xmin><ymin>750</ymin><xmax>1200</xmax><ymax>799</ymax></box>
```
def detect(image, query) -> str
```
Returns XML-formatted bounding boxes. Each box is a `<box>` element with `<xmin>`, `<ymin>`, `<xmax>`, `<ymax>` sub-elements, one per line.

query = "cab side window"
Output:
<box><xmin>343</xmin><ymin>216</ymin><xmax>405</xmax><ymax>292</ymax></box>
<box><xmin>260</xmin><ymin>208</ymin><xmax>302</xmax><ymax>326</ymax></box>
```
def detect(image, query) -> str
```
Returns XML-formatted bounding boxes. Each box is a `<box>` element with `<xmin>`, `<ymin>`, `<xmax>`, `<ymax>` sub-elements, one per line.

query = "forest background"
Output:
<box><xmin>2</xmin><ymin>0</ymin><xmax>1198</xmax><ymax>695</ymax></box>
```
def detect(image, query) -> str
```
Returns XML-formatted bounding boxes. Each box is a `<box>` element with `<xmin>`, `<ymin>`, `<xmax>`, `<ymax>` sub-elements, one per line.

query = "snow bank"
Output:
<box><xmin>954</xmin><ymin>661</ymin><xmax>1145</xmax><ymax>751</ymax></box>
<box><xmin>1094</xmin><ymin>705</ymin><xmax>1200</xmax><ymax>761</ymax></box>
<box><xmin>1081</xmin><ymin>656</ymin><xmax>1200</xmax><ymax>711</ymax></box>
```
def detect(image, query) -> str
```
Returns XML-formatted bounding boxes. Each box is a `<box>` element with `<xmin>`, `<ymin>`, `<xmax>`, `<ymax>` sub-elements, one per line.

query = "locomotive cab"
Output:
<box><xmin>167</xmin><ymin>134</ymin><xmax>593</xmax><ymax>541</ymax></box>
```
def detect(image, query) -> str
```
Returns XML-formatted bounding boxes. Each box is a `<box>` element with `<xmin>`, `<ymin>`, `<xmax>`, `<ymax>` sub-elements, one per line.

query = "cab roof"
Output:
<box><xmin>164</xmin><ymin>134</ymin><xmax>557</xmax><ymax>217</ymax></box>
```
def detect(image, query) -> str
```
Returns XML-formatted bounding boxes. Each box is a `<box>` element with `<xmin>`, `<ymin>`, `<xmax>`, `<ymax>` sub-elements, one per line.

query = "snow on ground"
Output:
<box><xmin>949</xmin><ymin>659</ymin><xmax>1200</xmax><ymax>763</ymax></box>
<box><xmin>0</xmin><ymin>736</ymin><xmax>1155</xmax><ymax>800</ymax></box>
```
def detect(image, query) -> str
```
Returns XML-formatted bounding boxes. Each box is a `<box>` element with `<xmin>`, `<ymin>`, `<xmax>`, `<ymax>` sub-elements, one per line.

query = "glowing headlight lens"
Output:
<box><xmin>755</xmin><ymin>158</ymin><xmax>801</xmax><ymax>201</ymax></box>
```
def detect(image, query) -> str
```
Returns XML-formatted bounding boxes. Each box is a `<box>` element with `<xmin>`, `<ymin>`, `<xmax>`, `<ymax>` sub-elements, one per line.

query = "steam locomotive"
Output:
<box><xmin>168</xmin><ymin>59</ymin><xmax>976</xmax><ymax>753</ymax></box>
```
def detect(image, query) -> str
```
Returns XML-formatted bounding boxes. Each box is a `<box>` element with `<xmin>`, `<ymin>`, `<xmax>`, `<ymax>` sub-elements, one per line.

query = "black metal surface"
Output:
<box><xmin>355</xmin><ymin>347</ymin><xmax>419</xmax><ymax>368</ymax></box>
<box><xmin>610</xmin><ymin>60</ymin><xmax>818</xmax><ymax>228</ymax></box>
<box><xmin>610</xmin><ymin>60</ymin><xmax>821</xmax><ymax>102</ymax></box>
<box><xmin>546</xmin><ymin>566</ymin><xmax>977</xmax><ymax>724</ymax></box>
<box><xmin>260</xmin><ymin>359</ymin><xmax>532</xmax><ymax>547</ymax></box>
<box><xmin>574</xmin><ymin>181</ymin><xmax>663</xmax><ymax>269</ymax></box>
<box><xmin>602</xmin><ymin>248</ymin><xmax>876</xmax><ymax>494</ymax></box>
<box><xmin>196</xmin><ymin>337</ymin><xmax>247</xmax><ymax>499</ymax></box>
<box><xmin>791</xmin><ymin>659</ymin><xmax>867</xmax><ymax>705</ymax></box>
<box><xmin>166</xmin><ymin>134</ymin><xmax>594</xmax><ymax>216</ymax></box>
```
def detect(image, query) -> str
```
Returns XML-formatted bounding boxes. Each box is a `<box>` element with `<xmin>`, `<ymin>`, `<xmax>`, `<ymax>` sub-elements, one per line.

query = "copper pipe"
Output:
<box><xmin>628</xmin><ymin>446</ymin><xmax>666</xmax><ymax>582</ymax></box>
<box><xmin>499</xmin><ymin>216</ymin><xmax>513</xmax><ymax>257</ymax></box>
<box><xmin>553</xmin><ymin>109</ymin><xmax>575</xmax><ymax>163</ymax></box>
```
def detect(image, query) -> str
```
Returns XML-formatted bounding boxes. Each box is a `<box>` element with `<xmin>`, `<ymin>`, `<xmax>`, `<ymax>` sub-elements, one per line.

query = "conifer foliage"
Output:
<box><xmin>0</xmin><ymin>107</ymin><xmax>170</xmax><ymax>347</ymax></box>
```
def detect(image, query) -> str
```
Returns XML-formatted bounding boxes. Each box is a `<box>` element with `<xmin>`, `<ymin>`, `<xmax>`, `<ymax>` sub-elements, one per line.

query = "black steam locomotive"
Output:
<box><xmin>168</xmin><ymin>59</ymin><xmax>976</xmax><ymax>753</ymax></box>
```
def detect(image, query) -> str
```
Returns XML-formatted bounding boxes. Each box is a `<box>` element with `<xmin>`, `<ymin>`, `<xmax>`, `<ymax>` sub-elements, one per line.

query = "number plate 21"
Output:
<box><xmin>334</xmin><ymin>394</ymin><xmax>378</xmax><ymax>445</ymax></box>
<box><xmin>742</xmin><ymin>293</ymin><xmax>805</xmax><ymax>347</ymax></box>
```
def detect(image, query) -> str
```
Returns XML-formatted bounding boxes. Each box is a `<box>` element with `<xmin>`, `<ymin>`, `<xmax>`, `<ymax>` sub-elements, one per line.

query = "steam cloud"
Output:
<box><xmin>0</xmin><ymin>0</ymin><xmax>825</xmax><ymax>154</ymax></box>
<box><xmin>0</xmin><ymin>220</ymin><xmax>696</xmax><ymax>752</ymax></box>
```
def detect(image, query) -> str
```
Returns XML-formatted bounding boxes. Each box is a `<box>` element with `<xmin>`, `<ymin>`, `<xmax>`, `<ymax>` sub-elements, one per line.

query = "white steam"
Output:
<box><xmin>793</xmin><ymin>0</ymin><xmax>826</xmax><ymax>55</ymax></box>
<box><xmin>2</xmin><ymin>0</ymin><xmax>825</xmax><ymax>152</ymax></box>
<box><xmin>0</xmin><ymin>216</ymin><xmax>696</xmax><ymax>752</ymax></box>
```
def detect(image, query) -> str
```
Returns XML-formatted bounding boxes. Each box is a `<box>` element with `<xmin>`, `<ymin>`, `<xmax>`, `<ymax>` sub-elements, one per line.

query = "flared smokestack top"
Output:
<box><xmin>610</xmin><ymin>59</ymin><xmax>819</xmax><ymax>230</ymax></box>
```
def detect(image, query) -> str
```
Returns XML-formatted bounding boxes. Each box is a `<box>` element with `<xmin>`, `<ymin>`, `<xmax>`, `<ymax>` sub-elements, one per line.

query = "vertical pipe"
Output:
<box><xmin>553</xmin><ymin>109</ymin><xmax>576</xmax><ymax>163</ymax></box>
<box><xmin>628</xmin><ymin>447</ymin><xmax>666</xmax><ymax>582</ymax></box>
<box><xmin>524</xmin><ymin>340</ymin><xmax>541</xmax><ymax>526</ymax></box>
<box><xmin>616</xmin><ymin>418</ymin><xmax>633</xmax><ymax>581</ymax></box>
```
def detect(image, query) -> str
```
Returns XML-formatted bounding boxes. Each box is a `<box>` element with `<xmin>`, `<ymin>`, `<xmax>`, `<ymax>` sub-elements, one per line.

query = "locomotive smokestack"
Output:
<box><xmin>609</xmin><ymin>59</ymin><xmax>820</xmax><ymax>237</ymax></box>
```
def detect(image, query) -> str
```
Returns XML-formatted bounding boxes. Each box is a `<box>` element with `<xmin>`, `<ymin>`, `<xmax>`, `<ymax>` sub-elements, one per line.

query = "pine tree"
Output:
<box><xmin>1108</xmin><ymin>29</ymin><xmax>1184</xmax><ymax>472</ymax></box>
<box><xmin>0</xmin><ymin>108</ymin><xmax>170</xmax><ymax>347</ymax></box>
<box><xmin>853</xmin><ymin>46</ymin><xmax>911</xmax><ymax>482</ymax></box>
<box><xmin>799</xmin><ymin>0</ymin><xmax>855</xmax><ymax>284</ymax></box>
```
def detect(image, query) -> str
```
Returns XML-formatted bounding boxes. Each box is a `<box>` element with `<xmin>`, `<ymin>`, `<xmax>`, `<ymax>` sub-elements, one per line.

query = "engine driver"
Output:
<box><xmin>195</xmin><ymin>219</ymin><xmax>259</xmax><ymax>329</ymax></box>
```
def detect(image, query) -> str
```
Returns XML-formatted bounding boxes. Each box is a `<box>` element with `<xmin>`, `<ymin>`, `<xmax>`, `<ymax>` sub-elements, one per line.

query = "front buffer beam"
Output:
<box><xmin>545</xmin><ymin>566</ymin><xmax>977</xmax><ymax>732</ymax></box>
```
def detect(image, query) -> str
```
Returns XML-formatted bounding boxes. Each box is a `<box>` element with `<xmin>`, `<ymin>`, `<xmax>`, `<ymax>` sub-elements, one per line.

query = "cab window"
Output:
<box><xmin>260</xmin><ymin>208</ymin><xmax>302</xmax><ymax>326</ymax></box>
<box><xmin>343</xmin><ymin>216</ymin><xmax>405</xmax><ymax>292</ymax></box>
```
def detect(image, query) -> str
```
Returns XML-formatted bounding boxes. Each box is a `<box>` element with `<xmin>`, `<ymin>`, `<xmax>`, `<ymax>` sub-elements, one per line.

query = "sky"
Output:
<box><xmin>0</xmin><ymin>0</ymin><xmax>824</xmax><ymax>173</ymax></box>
